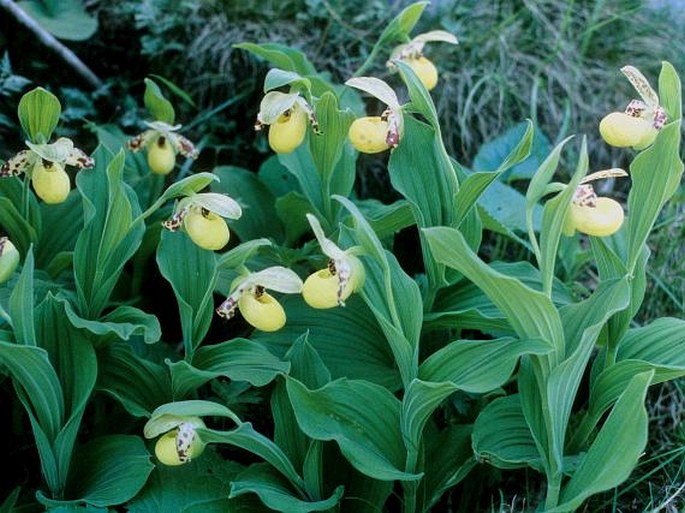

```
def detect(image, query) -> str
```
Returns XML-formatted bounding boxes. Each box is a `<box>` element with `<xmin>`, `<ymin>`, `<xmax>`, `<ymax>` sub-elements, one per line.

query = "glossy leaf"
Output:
<box><xmin>64</xmin><ymin>303</ymin><xmax>161</xmax><ymax>347</ymax></box>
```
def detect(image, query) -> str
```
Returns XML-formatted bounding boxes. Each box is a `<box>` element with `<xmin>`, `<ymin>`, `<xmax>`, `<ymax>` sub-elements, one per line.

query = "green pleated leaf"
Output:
<box><xmin>271</xmin><ymin>381</ymin><xmax>309</xmax><ymax>476</ymax></box>
<box><xmin>36</xmin><ymin>190</ymin><xmax>83</xmax><ymax>270</ymax></box>
<box><xmin>156</xmin><ymin>230</ymin><xmax>217</xmax><ymax>355</ymax></box>
<box><xmin>626</xmin><ymin>63</ymin><xmax>683</xmax><ymax>272</ymax></box>
<box><xmin>310</xmin><ymin>92</ymin><xmax>354</xmax><ymax>189</ymax></box>
<box><xmin>126</xmin><ymin>450</ymin><xmax>249</xmax><ymax>513</ymax></box>
<box><xmin>17</xmin><ymin>86</ymin><xmax>61</xmax><ymax>143</ymax></box>
<box><xmin>537</xmin><ymin>138</ymin><xmax>588</xmax><ymax>295</ymax></box>
<box><xmin>0</xmin><ymin>196</ymin><xmax>39</xmax><ymax>256</ymax></box>
<box><xmin>286</xmin><ymin>377</ymin><xmax>420</xmax><ymax>481</ymax></box>
<box><xmin>579</xmin><ymin>318</ymin><xmax>685</xmax><ymax>444</ymax></box>
<box><xmin>418</xmin><ymin>424</ymin><xmax>474</xmax><ymax>513</ymax></box>
<box><xmin>472</xmin><ymin>395</ymin><xmax>542</xmax><ymax>471</ymax></box>
<box><xmin>276</xmin><ymin>192</ymin><xmax>315</xmax><ymax>244</ymax></box>
<box><xmin>64</xmin><ymin>303</ymin><xmax>161</xmax><ymax>347</ymax></box>
<box><xmin>35</xmin><ymin>295</ymin><xmax>98</xmax><ymax>490</ymax></box>
<box><xmin>230</xmin><ymin>463</ymin><xmax>343</xmax><ymax>513</ymax></box>
<box><xmin>426</xmin><ymin>261</ymin><xmax>573</xmax><ymax>336</ymax></box>
<box><xmin>216</xmin><ymin>238</ymin><xmax>271</xmax><ymax>270</ymax></box>
<box><xmin>199</xmin><ymin>424</ymin><xmax>306</xmax><ymax>494</ymax></box>
<box><xmin>144</xmin><ymin>78</ymin><xmax>175</xmax><ymax>125</ymax></box>
<box><xmin>211</xmin><ymin>166</ymin><xmax>283</xmax><ymax>241</ymax></box>
<box><xmin>9</xmin><ymin>247</ymin><xmax>36</xmax><ymax>345</ymax></box>
<box><xmin>552</xmin><ymin>371</ymin><xmax>653</xmax><ymax>512</ymax></box>
<box><xmin>424</xmin><ymin>226</ymin><xmax>564</xmax><ymax>350</ymax></box>
<box><xmin>74</xmin><ymin>149</ymin><xmax>145</xmax><ymax>319</ymax></box>
<box><xmin>0</xmin><ymin>340</ymin><xmax>64</xmax><ymax>441</ymax></box>
<box><xmin>97</xmin><ymin>341</ymin><xmax>172</xmax><ymax>418</ymax></box>
<box><xmin>278</xmin><ymin>140</ymin><xmax>325</xmax><ymax>216</ymax></box>
<box><xmin>168</xmin><ymin>338</ymin><xmax>290</xmax><ymax>397</ymax></box>
<box><xmin>358</xmin><ymin>198</ymin><xmax>415</xmax><ymax>240</ymax></box>
<box><xmin>419</xmin><ymin>337</ymin><xmax>553</xmax><ymax>390</ymax></box>
<box><xmin>17</xmin><ymin>0</ymin><xmax>97</xmax><ymax>41</ymax></box>
<box><xmin>284</xmin><ymin>334</ymin><xmax>331</xmax><ymax>389</ymax></box>
<box><xmin>235</xmin><ymin>43</ymin><xmax>317</xmax><ymax>75</ymax></box>
<box><xmin>253</xmin><ymin>294</ymin><xmax>400</xmax><ymax>391</ymax></box>
<box><xmin>479</xmin><ymin>180</ymin><xmax>542</xmax><ymax>239</ymax></box>
<box><xmin>388</xmin><ymin>115</ymin><xmax>457</xmax><ymax>286</ymax></box>
<box><xmin>64</xmin><ymin>435</ymin><xmax>153</xmax><ymax>506</ymax></box>
<box><xmin>455</xmin><ymin>119</ymin><xmax>534</xmax><ymax>225</ymax></box>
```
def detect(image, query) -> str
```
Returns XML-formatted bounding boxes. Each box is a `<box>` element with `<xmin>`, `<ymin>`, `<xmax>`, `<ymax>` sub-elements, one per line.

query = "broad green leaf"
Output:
<box><xmin>455</xmin><ymin>121</ymin><xmax>533</xmax><ymax>225</ymax></box>
<box><xmin>258</xmin><ymin>155</ymin><xmax>300</xmax><ymax>197</ymax></box>
<box><xmin>336</xmin><ymin>195</ymin><xmax>422</xmax><ymax>386</ymax></box>
<box><xmin>358</xmin><ymin>198</ymin><xmax>415</xmax><ymax>240</ymax></box>
<box><xmin>97</xmin><ymin>341</ymin><xmax>171</xmax><ymax>418</ymax></box>
<box><xmin>397</xmin><ymin>59</ymin><xmax>440</xmax><ymax>130</ymax></box>
<box><xmin>278</xmin><ymin>140</ymin><xmax>325</xmax><ymax>216</ymax></box>
<box><xmin>252</xmin><ymin>295</ymin><xmax>400</xmax><ymax>391</ymax></box>
<box><xmin>9</xmin><ymin>247</ymin><xmax>36</xmax><ymax>345</ymax></box>
<box><xmin>126</xmin><ymin>450</ymin><xmax>250</xmax><ymax>513</ymax></box>
<box><xmin>17</xmin><ymin>0</ymin><xmax>97</xmax><ymax>41</ymax></box>
<box><xmin>472</xmin><ymin>120</ymin><xmax>549</xmax><ymax>181</ymax></box>
<box><xmin>472</xmin><ymin>395</ymin><xmax>542</xmax><ymax>471</ymax></box>
<box><xmin>426</xmin><ymin>261</ymin><xmax>573</xmax><ymax>336</ymax></box>
<box><xmin>480</xmin><ymin>179</ymin><xmax>543</xmax><ymax>236</ymax></box>
<box><xmin>424</xmin><ymin>227</ymin><xmax>564</xmax><ymax>351</ymax></box>
<box><xmin>64</xmin><ymin>435</ymin><xmax>153</xmax><ymax>506</ymax></box>
<box><xmin>35</xmin><ymin>295</ymin><xmax>98</xmax><ymax>490</ymax></box>
<box><xmin>64</xmin><ymin>303</ymin><xmax>161</xmax><ymax>347</ymax></box>
<box><xmin>36</xmin><ymin>190</ymin><xmax>82</xmax><ymax>269</ymax></box>
<box><xmin>285</xmin><ymin>334</ymin><xmax>331</xmax><ymax>389</ymax></box>
<box><xmin>211</xmin><ymin>166</ymin><xmax>284</xmax><ymax>241</ymax></box>
<box><xmin>552</xmin><ymin>371</ymin><xmax>653</xmax><ymax>512</ymax></box>
<box><xmin>156</xmin><ymin>230</ymin><xmax>217</xmax><ymax>355</ymax></box>
<box><xmin>417</xmin><ymin>424</ymin><xmax>474</xmax><ymax>513</ymax></box>
<box><xmin>419</xmin><ymin>337</ymin><xmax>553</xmax><ymax>390</ymax></box>
<box><xmin>271</xmin><ymin>381</ymin><xmax>309</xmax><ymax>476</ymax></box>
<box><xmin>74</xmin><ymin>149</ymin><xmax>145</xmax><ymax>318</ymax></box>
<box><xmin>18</xmin><ymin>86</ymin><xmax>61</xmax><ymax>142</ymax></box>
<box><xmin>199</xmin><ymin>424</ymin><xmax>306</xmax><ymax>494</ymax></box>
<box><xmin>168</xmin><ymin>339</ymin><xmax>290</xmax><ymax>397</ymax></box>
<box><xmin>626</xmin><ymin>63</ymin><xmax>683</xmax><ymax>272</ymax></box>
<box><xmin>0</xmin><ymin>195</ymin><xmax>39</xmax><ymax>256</ymax></box>
<box><xmin>146</xmin><ymin>172</ymin><xmax>218</xmax><ymax>216</ymax></box>
<box><xmin>275</xmin><ymin>192</ymin><xmax>314</xmax><ymax>244</ymax></box>
<box><xmin>0</xmin><ymin>341</ymin><xmax>64</xmax><ymax>441</ymax></box>
<box><xmin>286</xmin><ymin>378</ymin><xmax>421</xmax><ymax>481</ymax></box>
<box><xmin>545</xmin><ymin>278</ymin><xmax>630</xmax><ymax>476</ymax></box>
<box><xmin>144</xmin><ymin>78</ymin><xmax>175</xmax><ymax>124</ymax></box>
<box><xmin>216</xmin><ymin>238</ymin><xmax>271</xmax><ymax>270</ymax></box>
<box><xmin>235</xmin><ymin>43</ymin><xmax>317</xmax><ymax>75</ymax></box>
<box><xmin>230</xmin><ymin>464</ymin><xmax>343</xmax><ymax>513</ymax></box>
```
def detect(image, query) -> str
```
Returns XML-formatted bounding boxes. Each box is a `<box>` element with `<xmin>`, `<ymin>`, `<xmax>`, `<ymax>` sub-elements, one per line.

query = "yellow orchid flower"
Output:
<box><xmin>216</xmin><ymin>266</ymin><xmax>303</xmax><ymax>332</ymax></box>
<box><xmin>0</xmin><ymin>237</ymin><xmax>19</xmax><ymax>284</ymax></box>
<box><xmin>0</xmin><ymin>137</ymin><xmax>93</xmax><ymax>204</ymax></box>
<box><xmin>127</xmin><ymin>121</ymin><xmax>198</xmax><ymax>175</ymax></box>
<box><xmin>302</xmin><ymin>214</ymin><xmax>364</xmax><ymax>309</ymax></box>
<box><xmin>144</xmin><ymin>414</ymin><xmax>206</xmax><ymax>466</ymax></box>
<box><xmin>162</xmin><ymin>192</ymin><xmax>242</xmax><ymax>251</ymax></box>
<box><xmin>599</xmin><ymin>66</ymin><xmax>666</xmax><ymax>150</ymax></box>
<box><xmin>254</xmin><ymin>91</ymin><xmax>319</xmax><ymax>154</ymax></box>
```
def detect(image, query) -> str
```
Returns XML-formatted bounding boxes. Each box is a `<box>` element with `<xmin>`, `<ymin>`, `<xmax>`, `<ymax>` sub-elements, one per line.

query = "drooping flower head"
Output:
<box><xmin>255</xmin><ymin>90</ymin><xmax>320</xmax><ymax>154</ymax></box>
<box><xmin>345</xmin><ymin>77</ymin><xmax>403</xmax><ymax>153</ymax></box>
<box><xmin>0</xmin><ymin>137</ymin><xmax>94</xmax><ymax>204</ymax></box>
<box><xmin>599</xmin><ymin>66</ymin><xmax>667</xmax><ymax>150</ymax></box>
<box><xmin>0</xmin><ymin>237</ymin><xmax>20</xmax><ymax>284</ymax></box>
<box><xmin>563</xmin><ymin>168</ymin><xmax>628</xmax><ymax>238</ymax></box>
<box><xmin>386</xmin><ymin>30</ymin><xmax>458</xmax><ymax>91</ymax></box>
<box><xmin>162</xmin><ymin>192</ymin><xmax>242</xmax><ymax>251</ymax></box>
<box><xmin>302</xmin><ymin>214</ymin><xmax>364</xmax><ymax>309</ymax></box>
<box><xmin>216</xmin><ymin>266</ymin><xmax>303</xmax><ymax>332</ymax></box>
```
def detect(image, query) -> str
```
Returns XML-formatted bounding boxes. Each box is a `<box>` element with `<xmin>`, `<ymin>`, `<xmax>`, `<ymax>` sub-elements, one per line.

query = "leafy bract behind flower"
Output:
<box><xmin>302</xmin><ymin>214</ymin><xmax>364</xmax><ymax>309</ymax></box>
<box><xmin>0</xmin><ymin>137</ymin><xmax>94</xmax><ymax>204</ymax></box>
<box><xmin>345</xmin><ymin>77</ymin><xmax>403</xmax><ymax>153</ymax></box>
<box><xmin>162</xmin><ymin>192</ymin><xmax>242</xmax><ymax>251</ymax></box>
<box><xmin>216</xmin><ymin>266</ymin><xmax>303</xmax><ymax>332</ymax></box>
<box><xmin>599</xmin><ymin>66</ymin><xmax>667</xmax><ymax>150</ymax></box>
<box><xmin>387</xmin><ymin>30</ymin><xmax>458</xmax><ymax>91</ymax></box>
<box><xmin>563</xmin><ymin>168</ymin><xmax>628</xmax><ymax>237</ymax></box>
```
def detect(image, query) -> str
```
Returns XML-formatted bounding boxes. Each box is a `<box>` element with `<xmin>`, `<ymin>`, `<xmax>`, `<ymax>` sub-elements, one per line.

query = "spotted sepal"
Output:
<box><xmin>65</xmin><ymin>147</ymin><xmax>94</xmax><ymax>169</ymax></box>
<box><xmin>175</xmin><ymin>422</ymin><xmax>197</xmax><ymax>463</ymax></box>
<box><xmin>573</xmin><ymin>184</ymin><xmax>598</xmax><ymax>208</ymax></box>
<box><xmin>0</xmin><ymin>150</ymin><xmax>34</xmax><ymax>178</ymax></box>
<box><xmin>162</xmin><ymin>207</ymin><xmax>188</xmax><ymax>232</ymax></box>
<box><xmin>127</xmin><ymin>130</ymin><xmax>156</xmax><ymax>153</ymax></box>
<box><xmin>169</xmin><ymin>133</ymin><xmax>199</xmax><ymax>159</ymax></box>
